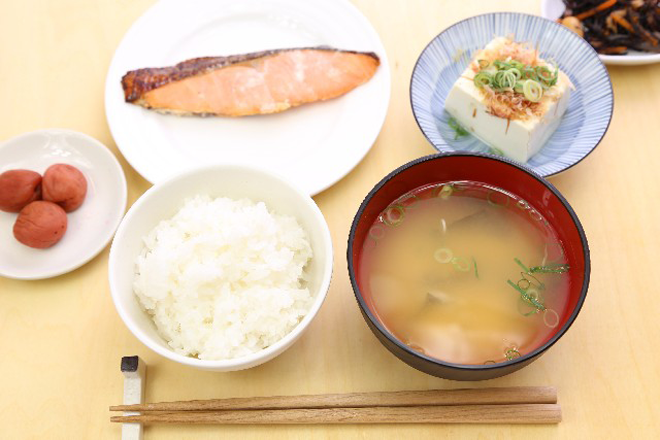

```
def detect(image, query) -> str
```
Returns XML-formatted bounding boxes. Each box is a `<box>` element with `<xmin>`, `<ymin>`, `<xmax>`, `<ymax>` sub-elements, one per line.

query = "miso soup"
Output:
<box><xmin>359</xmin><ymin>181</ymin><xmax>570</xmax><ymax>365</ymax></box>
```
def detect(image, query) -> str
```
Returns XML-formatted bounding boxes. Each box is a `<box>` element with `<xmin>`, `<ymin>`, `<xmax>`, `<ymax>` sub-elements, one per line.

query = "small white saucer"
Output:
<box><xmin>0</xmin><ymin>129</ymin><xmax>127</xmax><ymax>280</ymax></box>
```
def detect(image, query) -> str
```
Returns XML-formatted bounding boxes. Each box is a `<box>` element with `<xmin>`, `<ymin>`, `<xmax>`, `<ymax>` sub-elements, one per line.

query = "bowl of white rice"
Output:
<box><xmin>109</xmin><ymin>165</ymin><xmax>333</xmax><ymax>371</ymax></box>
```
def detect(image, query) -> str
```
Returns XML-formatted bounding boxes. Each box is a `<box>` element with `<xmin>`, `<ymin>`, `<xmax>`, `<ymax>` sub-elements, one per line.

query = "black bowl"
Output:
<box><xmin>347</xmin><ymin>153</ymin><xmax>590</xmax><ymax>380</ymax></box>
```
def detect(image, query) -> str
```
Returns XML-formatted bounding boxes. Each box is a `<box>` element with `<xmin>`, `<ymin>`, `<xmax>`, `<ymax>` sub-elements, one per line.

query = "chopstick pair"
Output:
<box><xmin>110</xmin><ymin>386</ymin><xmax>561</xmax><ymax>425</ymax></box>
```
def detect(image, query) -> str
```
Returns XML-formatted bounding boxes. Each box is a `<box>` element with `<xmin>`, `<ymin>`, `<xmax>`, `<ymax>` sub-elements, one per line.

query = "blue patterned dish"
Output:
<box><xmin>410</xmin><ymin>12</ymin><xmax>613</xmax><ymax>176</ymax></box>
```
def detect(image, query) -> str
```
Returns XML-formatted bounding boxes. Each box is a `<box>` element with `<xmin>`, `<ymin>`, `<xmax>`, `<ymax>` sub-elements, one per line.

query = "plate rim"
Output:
<box><xmin>540</xmin><ymin>0</ymin><xmax>660</xmax><ymax>66</ymax></box>
<box><xmin>409</xmin><ymin>11</ymin><xmax>614</xmax><ymax>177</ymax></box>
<box><xmin>104</xmin><ymin>0</ymin><xmax>391</xmax><ymax>196</ymax></box>
<box><xmin>0</xmin><ymin>128</ymin><xmax>128</xmax><ymax>280</ymax></box>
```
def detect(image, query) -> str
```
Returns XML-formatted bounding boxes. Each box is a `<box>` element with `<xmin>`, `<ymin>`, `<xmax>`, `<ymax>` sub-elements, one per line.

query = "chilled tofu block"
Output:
<box><xmin>444</xmin><ymin>37</ymin><xmax>573</xmax><ymax>163</ymax></box>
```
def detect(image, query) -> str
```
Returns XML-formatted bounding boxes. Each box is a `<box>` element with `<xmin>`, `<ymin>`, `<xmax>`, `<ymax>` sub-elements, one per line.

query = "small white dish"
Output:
<box><xmin>541</xmin><ymin>0</ymin><xmax>660</xmax><ymax>66</ymax></box>
<box><xmin>105</xmin><ymin>0</ymin><xmax>390</xmax><ymax>195</ymax></box>
<box><xmin>0</xmin><ymin>129</ymin><xmax>127</xmax><ymax>280</ymax></box>
<box><xmin>108</xmin><ymin>164</ymin><xmax>333</xmax><ymax>371</ymax></box>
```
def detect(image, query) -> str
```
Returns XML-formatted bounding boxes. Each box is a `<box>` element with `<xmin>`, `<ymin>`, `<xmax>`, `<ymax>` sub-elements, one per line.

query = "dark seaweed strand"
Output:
<box><xmin>121</xmin><ymin>46</ymin><xmax>380</xmax><ymax>102</ymax></box>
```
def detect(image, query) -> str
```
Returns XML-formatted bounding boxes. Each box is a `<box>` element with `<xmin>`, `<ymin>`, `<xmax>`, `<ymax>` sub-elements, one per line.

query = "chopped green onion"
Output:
<box><xmin>517</xmin><ymin>278</ymin><xmax>531</xmax><ymax>290</ymax></box>
<box><xmin>382</xmin><ymin>205</ymin><xmax>405</xmax><ymax>227</ymax></box>
<box><xmin>448</xmin><ymin>117</ymin><xmax>469</xmax><ymax>140</ymax></box>
<box><xmin>508</xmin><ymin>60</ymin><xmax>524</xmax><ymax>70</ymax></box>
<box><xmin>521</xmin><ymin>272</ymin><xmax>546</xmax><ymax>291</ymax></box>
<box><xmin>529</xmin><ymin>264</ymin><xmax>570</xmax><ymax>274</ymax></box>
<box><xmin>437</xmin><ymin>184</ymin><xmax>454</xmax><ymax>200</ymax></box>
<box><xmin>521</xmin><ymin>67</ymin><xmax>537</xmax><ymax>80</ymax></box>
<box><xmin>507</xmin><ymin>279</ymin><xmax>546</xmax><ymax>311</ymax></box>
<box><xmin>473</xmin><ymin>57</ymin><xmax>557</xmax><ymax>103</ymax></box>
<box><xmin>473</xmin><ymin>71</ymin><xmax>493</xmax><ymax>88</ymax></box>
<box><xmin>537</xmin><ymin>63</ymin><xmax>559</xmax><ymax>87</ymax></box>
<box><xmin>514</xmin><ymin>258</ymin><xmax>530</xmax><ymax>273</ymax></box>
<box><xmin>507</xmin><ymin>67</ymin><xmax>522</xmax><ymax>80</ymax></box>
<box><xmin>494</xmin><ymin>70</ymin><xmax>517</xmax><ymax>89</ymax></box>
<box><xmin>517</xmin><ymin>297</ymin><xmax>540</xmax><ymax>316</ymax></box>
<box><xmin>523</xmin><ymin>79</ymin><xmax>543</xmax><ymax>102</ymax></box>
<box><xmin>452</xmin><ymin>256</ymin><xmax>470</xmax><ymax>272</ymax></box>
<box><xmin>513</xmin><ymin>81</ymin><xmax>525</xmax><ymax>94</ymax></box>
<box><xmin>434</xmin><ymin>248</ymin><xmax>453</xmax><ymax>264</ymax></box>
<box><xmin>473</xmin><ymin>257</ymin><xmax>479</xmax><ymax>279</ymax></box>
<box><xmin>493</xmin><ymin>60</ymin><xmax>511</xmax><ymax>70</ymax></box>
<box><xmin>505</xmin><ymin>348</ymin><xmax>522</xmax><ymax>360</ymax></box>
<box><xmin>543</xmin><ymin>309</ymin><xmax>560</xmax><ymax>328</ymax></box>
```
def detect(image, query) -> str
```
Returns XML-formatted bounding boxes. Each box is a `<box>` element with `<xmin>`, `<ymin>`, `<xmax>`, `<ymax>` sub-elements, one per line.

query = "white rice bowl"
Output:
<box><xmin>133</xmin><ymin>195</ymin><xmax>313</xmax><ymax>361</ymax></box>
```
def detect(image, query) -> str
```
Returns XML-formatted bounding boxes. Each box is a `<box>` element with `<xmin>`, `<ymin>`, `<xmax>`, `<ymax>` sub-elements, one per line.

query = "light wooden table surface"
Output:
<box><xmin>1</xmin><ymin>0</ymin><xmax>659</xmax><ymax>438</ymax></box>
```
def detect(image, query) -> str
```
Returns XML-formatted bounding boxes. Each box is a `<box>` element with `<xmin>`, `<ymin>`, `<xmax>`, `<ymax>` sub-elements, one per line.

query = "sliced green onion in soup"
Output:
<box><xmin>383</xmin><ymin>205</ymin><xmax>405</xmax><ymax>226</ymax></box>
<box><xmin>451</xmin><ymin>256</ymin><xmax>470</xmax><ymax>272</ymax></box>
<box><xmin>368</xmin><ymin>224</ymin><xmax>386</xmax><ymax>240</ymax></box>
<box><xmin>505</xmin><ymin>348</ymin><xmax>522</xmax><ymax>360</ymax></box>
<box><xmin>517</xmin><ymin>297</ymin><xmax>540</xmax><ymax>316</ymax></box>
<box><xmin>434</xmin><ymin>247</ymin><xmax>453</xmax><ymax>264</ymax></box>
<box><xmin>487</xmin><ymin>190</ymin><xmax>510</xmax><ymax>207</ymax></box>
<box><xmin>543</xmin><ymin>309</ymin><xmax>560</xmax><ymax>328</ymax></box>
<box><xmin>514</xmin><ymin>258</ymin><xmax>530</xmax><ymax>273</ymax></box>
<box><xmin>529</xmin><ymin>264</ymin><xmax>570</xmax><ymax>274</ymax></box>
<box><xmin>520</xmin><ymin>272</ymin><xmax>546</xmax><ymax>291</ymax></box>
<box><xmin>438</xmin><ymin>184</ymin><xmax>454</xmax><ymax>200</ymax></box>
<box><xmin>507</xmin><ymin>279</ymin><xmax>545</xmax><ymax>311</ymax></box>
<box><xmin>517</xmin><ymin>278</ymin><xmax>531</xmax><ymax>291</ymax></box>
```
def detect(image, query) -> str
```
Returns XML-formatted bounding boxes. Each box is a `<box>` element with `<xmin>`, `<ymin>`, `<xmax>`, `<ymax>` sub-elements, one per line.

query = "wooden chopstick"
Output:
<box><xmin>110</xmin><ymin>386</ymin><xmax>556</xmax><ymax>412</ymax></box>
<box><xmin>110</xmin><ymin>404</ymin><xmax>561</xmax><ymax>425</ymax></box>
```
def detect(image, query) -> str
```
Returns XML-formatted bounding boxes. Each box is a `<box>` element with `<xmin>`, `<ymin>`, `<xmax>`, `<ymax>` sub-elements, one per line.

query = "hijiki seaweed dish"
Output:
<box><xmin>558</xmin><ymin>0</ymin><xmax>660</xmax><ymax>55</ymax></box>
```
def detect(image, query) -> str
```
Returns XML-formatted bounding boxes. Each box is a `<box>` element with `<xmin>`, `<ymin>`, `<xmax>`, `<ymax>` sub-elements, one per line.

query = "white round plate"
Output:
<box><xmin>0</xmin><ymin>129</ymin><xmax>127</xmax><ymax>280</ymax></box>
<box><xmin>105</xmin><ymin>0</ymin><xmax>390</xmax><ymax>195</ymax></box>
<box><xmin>541</xmin><ymin>0</ymin><xmax>660</xmax><ymax>66</ymax></box>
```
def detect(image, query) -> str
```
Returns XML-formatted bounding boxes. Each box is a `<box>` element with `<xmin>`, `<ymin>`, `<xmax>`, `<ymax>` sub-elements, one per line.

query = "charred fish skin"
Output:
<box><xmin>121</xmin><ymin>47</ymin><xmax>380</xmax><ymax>117</ymax></box>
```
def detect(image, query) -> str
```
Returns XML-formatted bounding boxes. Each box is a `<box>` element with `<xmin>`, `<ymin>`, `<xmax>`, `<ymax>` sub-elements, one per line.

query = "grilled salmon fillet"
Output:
<box><xmin>121</xmin><ymin>47</ymin><xmax>380</xmax><ymax>117</ymax></box>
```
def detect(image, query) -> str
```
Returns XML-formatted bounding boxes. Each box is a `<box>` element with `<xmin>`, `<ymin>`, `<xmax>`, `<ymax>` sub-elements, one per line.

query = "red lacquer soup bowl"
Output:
<box><xmin>347</xmin><ymin>153</ymin><xmax>590</xmax><ymax>380</ymax></box>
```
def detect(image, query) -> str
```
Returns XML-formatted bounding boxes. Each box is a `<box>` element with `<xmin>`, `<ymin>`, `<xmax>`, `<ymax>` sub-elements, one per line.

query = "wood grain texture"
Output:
<box><xmin>110</xmin><ymin>404</ymin><xmax>562</xmax><ymax>425</ymax></box>
<box><xmin>1</xmin><ymin>0</ymin><xmax>659</xmax><ymax>439</ymax></box>
<box><xmin>110</xmin><ymin>387</ymin><xmax>557</xmax><ymax>412</ymax></box>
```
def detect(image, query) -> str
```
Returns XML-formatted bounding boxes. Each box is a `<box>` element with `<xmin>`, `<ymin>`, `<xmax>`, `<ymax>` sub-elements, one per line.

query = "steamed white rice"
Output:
<box><xmin>133</xmin><ymin>195</ymin><xmax>313</xmax><ymax>360</ymax></box>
